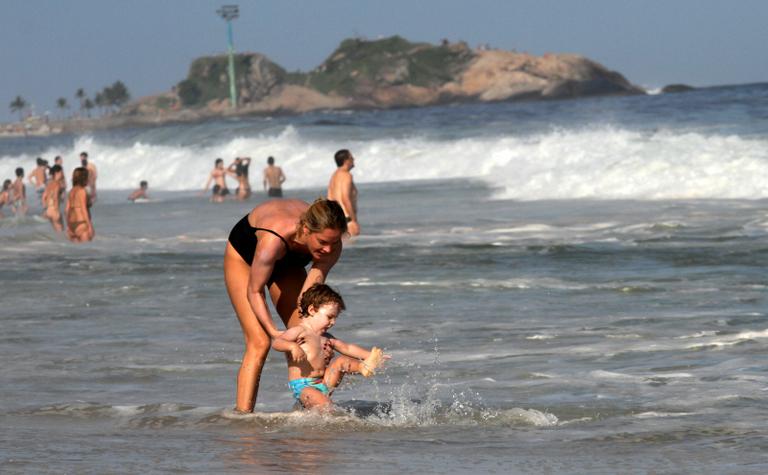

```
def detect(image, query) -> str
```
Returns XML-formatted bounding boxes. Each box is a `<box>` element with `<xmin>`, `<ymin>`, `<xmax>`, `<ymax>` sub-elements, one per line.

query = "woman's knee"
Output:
<box><xmin>243</xmin><ymin>337</ymin><xmax>270</xmax><ymax>360</ymax></box>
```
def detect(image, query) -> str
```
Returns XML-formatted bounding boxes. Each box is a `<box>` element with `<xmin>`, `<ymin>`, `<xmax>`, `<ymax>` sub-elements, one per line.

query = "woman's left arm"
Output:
<box><xmin>299</xmin><ymin>242</ymin><xmax>342</xmax><ymax>300</ymax></box>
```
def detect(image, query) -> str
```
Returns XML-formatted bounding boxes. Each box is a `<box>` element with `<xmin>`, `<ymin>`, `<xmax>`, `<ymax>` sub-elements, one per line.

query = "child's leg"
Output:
<box><xmin>300</xmin><ymin>386</ymin><xmax>332</xmax><ymax>410</ymax></box>
<box><xmin>323</xmin><ymin>356</ymin><xmax>362</xmax><ymax>390</ymax></box>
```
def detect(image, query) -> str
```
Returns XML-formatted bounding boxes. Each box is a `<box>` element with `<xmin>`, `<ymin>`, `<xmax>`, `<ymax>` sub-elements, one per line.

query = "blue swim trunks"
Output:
<box><xmin>289</xmin><ymin>377</ymin><xmax>329</xmax><ymax>401</ymax></box>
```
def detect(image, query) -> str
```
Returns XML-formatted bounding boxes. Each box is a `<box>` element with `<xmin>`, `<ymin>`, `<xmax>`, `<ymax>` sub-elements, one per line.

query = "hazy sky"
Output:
<box><xmin>2</xmin><ymin>0</ymin><xmax>766</xmax><ymax>122</ymax></box>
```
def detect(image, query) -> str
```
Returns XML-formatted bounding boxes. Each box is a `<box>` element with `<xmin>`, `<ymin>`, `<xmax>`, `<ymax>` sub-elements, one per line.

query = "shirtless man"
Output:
<box><xmin>327</xmin><ymin>149</ymin><xmax>359</xmax><ymax>236</ymax></box>
<box><xmin>11</xmin><ymin>167</ymin><xmax>28</xmax><ymax>216</ymax></box>
<box><xmin>80</xmin><ymin>152</ymin><xmax>98</xmax><ymax>203</ymax></box>
<box><xmin>127</xmin><ymin>180</ymin><xmax>149</xmax><ymax>201</ymax></box>
<box><xmin>202</xmin><ymin>158</ymin><xmax>234</xmax><ymax>203</ymax></box>
<box><xmin>28</xmin><ymin>158</ymin><xmax>48</xmax><ymax>204</ymax></box>
<box><xmin>263</xmin><ymin>156</ymin><xmax>286</xmax><ymax>198</ymax></box>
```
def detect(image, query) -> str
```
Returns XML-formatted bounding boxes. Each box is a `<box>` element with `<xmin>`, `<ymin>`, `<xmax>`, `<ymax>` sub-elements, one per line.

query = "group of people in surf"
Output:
<box><xmin>202</xmin><ymin>155</ymin><xmax>287</xmax><ymax>202</ymax></box>
<box><xmin>5</xmin><ymin>145</ymin><xmax>375</xmax><ymax>410</ymax></box>
<box><xmin>0</xmin><ymin>151</ymin><xmax>97</xmax><ymax>242</ymax></box>
<box><xmin>225</xmin><ymin>149</ymin><xmax>377</xmax><ymax>411</ymax></box>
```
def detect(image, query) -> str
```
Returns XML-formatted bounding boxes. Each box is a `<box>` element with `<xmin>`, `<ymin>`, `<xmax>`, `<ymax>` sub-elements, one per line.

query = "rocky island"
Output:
<box><xmin>7</xmin><ymin>36</ymin><xmax>645</xmax><ymax>135</ymax></box>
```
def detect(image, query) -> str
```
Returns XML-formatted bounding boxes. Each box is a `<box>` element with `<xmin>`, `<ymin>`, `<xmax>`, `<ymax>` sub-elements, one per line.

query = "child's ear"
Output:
<box><xmin>306</xmin><ymin>304</ymin><xmax>316</xmax><ymax>315</ymax></box>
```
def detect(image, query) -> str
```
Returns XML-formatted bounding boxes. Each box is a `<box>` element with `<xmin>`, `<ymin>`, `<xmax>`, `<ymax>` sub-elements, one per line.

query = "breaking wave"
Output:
<box><xmin>1</xmin><ymin>125</ymin><xmax>766</xmax><ymax>200</ymax></box>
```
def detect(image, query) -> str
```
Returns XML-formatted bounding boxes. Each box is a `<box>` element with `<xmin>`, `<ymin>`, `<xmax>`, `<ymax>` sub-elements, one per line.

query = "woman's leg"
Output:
<box><xmin>49</xmin><ymin>210</ymin><xmax>63</xmax><ymax>233</ymax></box>
<box><xmin>267</xmin><ymin>265</ymin><xmax>308</xmax><ymax>329</ymax></box>
<box><xmin>224</xmin><ymin>243</ymin><xmax>271</xmax><ymax>412</ymax></box>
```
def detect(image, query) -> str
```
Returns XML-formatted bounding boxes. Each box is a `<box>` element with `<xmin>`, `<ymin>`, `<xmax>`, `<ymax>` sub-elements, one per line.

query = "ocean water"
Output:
<box><xmin>2</xmin><ymin>83</ymin><xmax>768</xmax><ymax>474</ymax></box>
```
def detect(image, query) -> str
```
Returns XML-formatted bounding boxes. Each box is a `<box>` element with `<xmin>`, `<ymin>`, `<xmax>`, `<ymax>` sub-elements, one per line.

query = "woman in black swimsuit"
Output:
<box><xmin>224</xmin><ymin>198</ymin><xmax>347</xmax><ymax>413</ymax></box>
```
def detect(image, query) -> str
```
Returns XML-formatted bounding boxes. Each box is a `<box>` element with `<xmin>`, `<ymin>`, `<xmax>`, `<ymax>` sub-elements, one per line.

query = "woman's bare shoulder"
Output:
<box><xmin>251</xmin><ymin>199</ymin><xmax>308</xmax><ymax>231</ymax></box>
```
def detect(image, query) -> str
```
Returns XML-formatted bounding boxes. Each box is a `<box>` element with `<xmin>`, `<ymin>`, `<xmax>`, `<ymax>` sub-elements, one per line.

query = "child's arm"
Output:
<box><xmin>272</xmin><ymin>326</ymin><xmax>307</xmax><ymax>362</ymax></box>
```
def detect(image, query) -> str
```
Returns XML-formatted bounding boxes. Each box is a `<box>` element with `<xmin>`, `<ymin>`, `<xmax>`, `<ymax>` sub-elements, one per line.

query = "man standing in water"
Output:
<box><xmin>80</xmin><ymin>152</ymin><xmax>98</xmax><ymax>203</ymax></box>
<box><xmin>27</xmin><ymin>158</ymin><xmax>48</xmax><ymax>204</ymax></box>
<box><xmin>202</xmin><ymin>158</ymin><xmax>234</xmax><ymax>203</ymax></box>
<box><xmin>263</xmin><ymin>156</ymin><xmax>286</xmax><ymax>198</ymax></box>
<box><xmin>327</xmin><ymin>149</ymin><xmax>359</xmax><ymax>236</ymax></box>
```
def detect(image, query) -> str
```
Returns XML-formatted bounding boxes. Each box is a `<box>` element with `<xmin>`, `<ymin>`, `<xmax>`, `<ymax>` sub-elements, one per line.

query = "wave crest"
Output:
<box><xmin>1</xmin><ymin>126</ymin><xmax>766</xmax><ymax>200</ymax></box>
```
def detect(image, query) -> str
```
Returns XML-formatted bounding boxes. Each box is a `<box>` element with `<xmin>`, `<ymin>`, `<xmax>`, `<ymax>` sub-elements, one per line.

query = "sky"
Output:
<box><xmin>2</xmin><ymin>0</ymin><xmax>766</xmax><ymax>122</ymax></box>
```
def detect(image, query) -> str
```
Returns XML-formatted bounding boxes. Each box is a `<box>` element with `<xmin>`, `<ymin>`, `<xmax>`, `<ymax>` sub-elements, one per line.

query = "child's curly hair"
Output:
<box><xmin>299</xmin><ymin>283</ymin><xmax>346</xmax><ymax>318</ymax></box>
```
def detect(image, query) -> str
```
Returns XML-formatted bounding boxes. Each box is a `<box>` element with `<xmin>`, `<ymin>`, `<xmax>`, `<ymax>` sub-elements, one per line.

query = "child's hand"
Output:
<box><xmin>289</xmin><ymin>343</ymin><xmax>306</xmax><ymax>362</ymax></box>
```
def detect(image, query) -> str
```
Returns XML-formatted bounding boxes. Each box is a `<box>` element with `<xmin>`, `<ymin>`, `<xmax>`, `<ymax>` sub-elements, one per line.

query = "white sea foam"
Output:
<box><xmin>685</xmin><ymin>328</ymin><xmax>768</xmax><ymax>349</ymax></box>
<box><xmin>634</xmin><ymin>411</ymin><xmax>694</xmax><ymax>419</ymax></box>
<box><xmin>2</xmin><ymin>126</ymin><xmax>767</xmax><ymax>200</ymax></box>
<box><xmin>527</xmin><ymin>334</ymin><xmax>556</xmax><ymax>340</ymax></box>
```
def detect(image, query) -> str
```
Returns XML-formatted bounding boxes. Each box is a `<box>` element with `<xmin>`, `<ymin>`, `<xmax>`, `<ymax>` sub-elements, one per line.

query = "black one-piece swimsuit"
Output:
<box><xmin>227</xmin><ymin>214</ymin><xmax>312</xmax><ymax>271</ymax></box>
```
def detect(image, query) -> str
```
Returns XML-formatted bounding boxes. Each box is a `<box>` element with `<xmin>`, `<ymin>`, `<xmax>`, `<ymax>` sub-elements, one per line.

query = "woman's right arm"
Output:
<box><xmin>247</xmin><ymin>235</ymin><xmax>285</xmax><ymax>338</ymax></box>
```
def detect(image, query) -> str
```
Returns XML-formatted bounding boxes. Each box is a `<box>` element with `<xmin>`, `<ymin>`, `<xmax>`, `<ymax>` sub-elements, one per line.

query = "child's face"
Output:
<box><xmin>308</xmin><ymin>302</ymin><xmax>339</xmax><ymax>332</ymax></box>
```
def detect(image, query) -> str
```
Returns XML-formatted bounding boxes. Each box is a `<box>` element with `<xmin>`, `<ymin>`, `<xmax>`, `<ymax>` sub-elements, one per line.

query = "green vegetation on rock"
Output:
<box><xmin>290</xmin><ymin>35</ymin><xmax>475</xmax><ymax>96</ymax></box>
<box><xmin>177</xmin><ymin>54</ymin><xmax>286</xmax><ymax>107</ymax></box>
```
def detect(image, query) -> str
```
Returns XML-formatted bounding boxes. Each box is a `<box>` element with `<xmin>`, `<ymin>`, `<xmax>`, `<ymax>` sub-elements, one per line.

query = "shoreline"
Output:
<box><xmin>7</xmin><ymin>80</ymin><xmax>764</xmax><ymax>140</ymax></box>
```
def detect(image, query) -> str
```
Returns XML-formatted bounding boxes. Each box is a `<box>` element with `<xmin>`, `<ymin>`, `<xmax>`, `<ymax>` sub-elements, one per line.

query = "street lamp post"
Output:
<box><xmin>216</xmin><ymin>5</ymin><xmax>239</xmax><ymax>109</ymax></box>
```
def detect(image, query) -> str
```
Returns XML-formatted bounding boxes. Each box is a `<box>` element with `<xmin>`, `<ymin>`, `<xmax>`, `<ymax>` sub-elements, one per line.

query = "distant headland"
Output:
<box><xmin>4</xmin><ymin>35</ymin><xmax>653</xmax><ymax>136</ymax></box>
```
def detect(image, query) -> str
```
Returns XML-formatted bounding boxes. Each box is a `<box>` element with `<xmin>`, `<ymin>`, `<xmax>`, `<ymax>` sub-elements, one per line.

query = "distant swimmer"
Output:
<box><xmin>80</xmin><ymin>152</ymin><xmax>98</xmax><ymax>204</ymax></box>
<box><xmin>42</xmin><ymin>165</ymin><xmax>64</xmax><ymax>233</ymax></box>
<box><xmin>229</xmin><ymin>157</ymin><xmax>252</xmax><ymax>201</ymax></box>
<box><xmin>65</xmin><ymin>167</ymin><xmax>94</xmax><ymax>242</ymax></box>
<box><xmin>11</xmin><ymin>167</ymin><xmax>27</xmax><ymax>217</ymax></box>
<box><xmin>263</xmin><ymin>156</ymin><xmax>286</xmax><ymax>198</ymax></box>
<box><xmin>0</xmin><ymin>179</ymin><xmax>12</xmax><ymax>218</ymax></box>
<box><xmin>54</xmin><ymin>155</ymin><xmax>66</xmax><ymax>194</ymax></box>
<box><xmin>327</xmin><ymin>149</ymin><xmax>359</xmax><ymax>236</ymax></box>
<box><xmin>128</xmin><ymin>181</ymin><xmax>149</xmax><ymax>202</ymax></box>
<box><xmin>202</xmin><ymin>158</ymin><xmax>234</xmax><ymax>203</ymax></box>
<box><xmin>28</xmin><ymin>157</ymin><xmax>49</xmax><ymax>203</ymax></box>
<box><xmin>272</xmin><ymin>283</ymin><xmax>388</xmax><ymax>410</ymax></box>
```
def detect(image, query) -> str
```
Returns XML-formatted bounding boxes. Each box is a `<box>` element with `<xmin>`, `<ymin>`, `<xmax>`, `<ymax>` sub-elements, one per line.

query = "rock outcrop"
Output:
<box><xmin>107</xmin><ymin>36</ymin><xmax>645</xmax><ymax>128</ymax></box>
<box><xmin>661</xmin><ymin>84</ymin><xmax>695</xmax><ymax>94</ymax></box>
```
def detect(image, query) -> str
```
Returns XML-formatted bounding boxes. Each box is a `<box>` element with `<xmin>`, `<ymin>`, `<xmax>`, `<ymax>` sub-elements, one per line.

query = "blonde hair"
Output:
<box><xmin>297</xmin><ymin>198</ymin><xmax>348</xmax><ymax>236</ymax></box>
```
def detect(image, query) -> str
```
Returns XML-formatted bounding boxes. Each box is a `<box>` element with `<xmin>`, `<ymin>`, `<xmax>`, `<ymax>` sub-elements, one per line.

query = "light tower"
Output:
<box><xmin>216</xmin><ymin>4</ymin><xmax>239</xmax><ymax>109</ymax></box>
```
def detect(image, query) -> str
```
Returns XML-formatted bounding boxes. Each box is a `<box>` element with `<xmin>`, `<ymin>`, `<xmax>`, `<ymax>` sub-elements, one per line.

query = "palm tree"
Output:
<box><xmin>75</xmin><ymin>88</ymin><xmax>85</xmax><ymax>112</ymax></box>
<box><xmin>83</xmin><ymin>98</ymin><xmax>94</xmax><ymax>118</ymax></box>
<box><xmin>94</xmin><ymin>92</ymin><xmax>105</xmax><ymax>116</ymax></box>
<box><xmin>56</xmin><ymin>97</ymin><xmax>69</xmax><ymax>119</ymax></box>
<box><xmin>10</xmin><ymin>95</ymin><xmax>27</xmax><ymax>121</ymax></box>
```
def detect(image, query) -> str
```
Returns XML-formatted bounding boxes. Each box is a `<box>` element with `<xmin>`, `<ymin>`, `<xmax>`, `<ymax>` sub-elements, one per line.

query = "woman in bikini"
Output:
<box><xmin>228</xmin><ymin>157</ymin><xmax>252</xmax><ymax>201</ymax></box>
<box><xmin>0</xmin><ymin>179</ymin><xmax>11</xmax><ymax>218</ymax></box>
<box><xmin>65</xmin><ymin>167</ymin><xmax>94</xmax><ymax>242</ymax></box>
<box><xmin>224</xmin><ymin>198</ymin><xmax>347</xmax><ymax>413</ymax></box>
<box><xmin>42</xmin><ymin>165</ymin><xmax>64</xmax><ymax>233</ymax></box>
